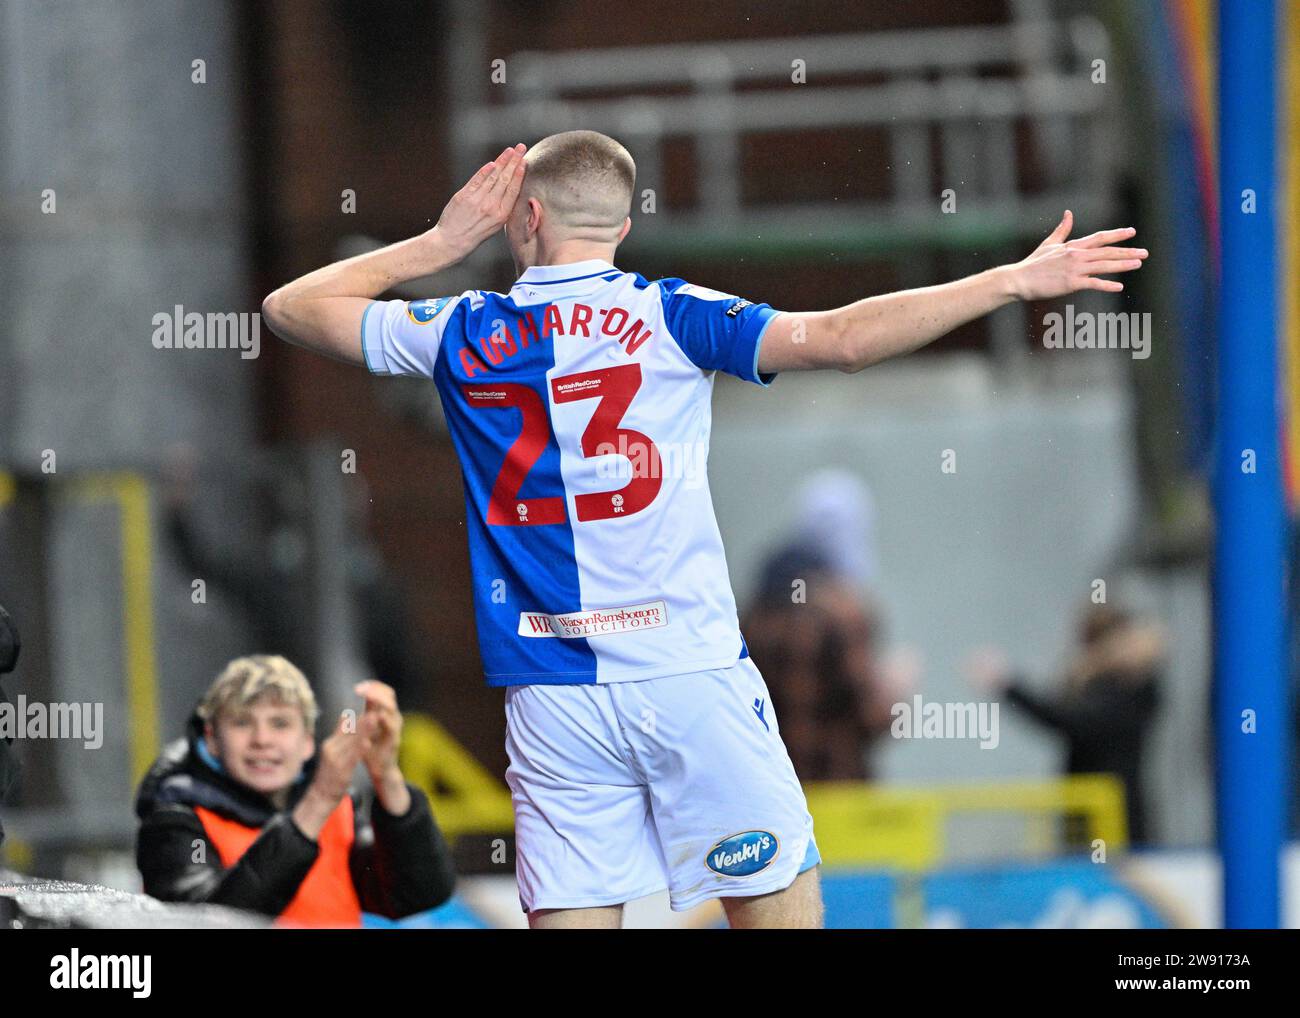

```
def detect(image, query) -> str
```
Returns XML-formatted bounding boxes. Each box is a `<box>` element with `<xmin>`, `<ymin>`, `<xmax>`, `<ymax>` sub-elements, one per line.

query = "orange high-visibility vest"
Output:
<box><xmin>194</xmin><ymin>798</ymin><xmax>363</xmax><ymax>927</ymax></box>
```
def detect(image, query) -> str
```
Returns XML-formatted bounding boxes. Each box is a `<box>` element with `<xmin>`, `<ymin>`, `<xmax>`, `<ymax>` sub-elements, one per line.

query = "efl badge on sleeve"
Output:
<box><xmin>407</xmin><ymin>297</ymin><xmax>454</xmax><ymax>324</ymax></box>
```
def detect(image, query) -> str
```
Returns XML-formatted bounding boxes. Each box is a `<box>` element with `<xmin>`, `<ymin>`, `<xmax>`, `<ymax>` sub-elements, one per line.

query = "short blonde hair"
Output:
<box><xmin>197</xmin><ymin>655</ymin><xmax>319</xmax><ymax>731</ymax></box>
<box><xmin>523</xmin><ymin>130</ymin><xmax>635</xmax><ymax>238</ymax></box>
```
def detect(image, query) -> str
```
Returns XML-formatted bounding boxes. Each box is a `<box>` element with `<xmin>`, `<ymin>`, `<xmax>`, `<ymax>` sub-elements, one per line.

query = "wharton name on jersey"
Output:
<box><xmin>458</xmin><ymin>300</ymin><xmax>655</xmax><ymax>376</ymax></box>
<box><xmin>361</xmin><ymin>258</ymin><xmax>780</xmax><ymax>686</ymax></box>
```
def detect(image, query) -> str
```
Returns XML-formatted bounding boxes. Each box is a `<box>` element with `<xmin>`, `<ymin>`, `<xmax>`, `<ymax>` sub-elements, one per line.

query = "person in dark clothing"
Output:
<box><xmin>967</xmin><ymin>604</ymin><xmax>1165</xmax><ymax>847</ymax></box>
<box><xmin>743</xmin><ymin>551</ymin><xmax>896</xmax><ymax>781</ymax></box>
<box><xmin>741</xmin><ymin>471</ymin><xmax>908</xmax><ymax>782</ymax></box>
<box><xmin>135</xmin><ymin>655</ymin><xmax>454</xmax><ymax>925</ymax></box>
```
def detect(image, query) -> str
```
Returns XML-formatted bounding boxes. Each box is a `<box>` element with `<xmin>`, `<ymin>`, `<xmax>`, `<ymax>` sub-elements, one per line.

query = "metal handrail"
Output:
<box><xmin>506</xmin><ymin>21</ymin><xmax>1097</xmax><ymax>93</ymax></box>
<box><xmin>455</xmin><ymin>16</ymin><xmax>1115</xmax><ymax>261</ymax></box>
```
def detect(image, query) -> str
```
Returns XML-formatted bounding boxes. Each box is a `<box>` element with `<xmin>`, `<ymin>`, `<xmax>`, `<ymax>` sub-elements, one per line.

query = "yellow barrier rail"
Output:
<box><xmin>805</xmin><ymin>774</ymin><xmax>1129</xmax><ymax>870</ymax></box>
<box><xmin>0</xmin><ymin>470</ymin><xmax>161</xmax><ymax>783</ymax></box>
<box><xmin>65</xmin><ymin>474</ymin><xmax>160</xmax><ymax>781</ymax></box>
<box><xmin>392</xmin><ymin>711</ymin><xmax>1130</xmax><ymax>867</ymax></box>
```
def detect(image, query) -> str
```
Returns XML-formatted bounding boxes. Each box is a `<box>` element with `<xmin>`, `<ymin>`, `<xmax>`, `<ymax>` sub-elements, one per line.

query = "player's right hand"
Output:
<box><xmin>433</xmin><ymin>143</ymin><xmax>527</xmax><ymax>260</ymax></box>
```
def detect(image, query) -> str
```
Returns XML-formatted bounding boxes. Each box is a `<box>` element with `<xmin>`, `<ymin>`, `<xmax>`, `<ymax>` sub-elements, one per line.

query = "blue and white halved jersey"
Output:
<box><xmin>362</xmin><ymin>258</ymin><xmax>781</xmax><ymax>686</ymax></box>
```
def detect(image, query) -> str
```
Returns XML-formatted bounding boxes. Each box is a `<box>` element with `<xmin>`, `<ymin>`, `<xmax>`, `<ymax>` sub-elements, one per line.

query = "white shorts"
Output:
<box><xmin>504</xmin><ymin>655</ymin><xmax>820</xmax><ymax>913</ymax></box>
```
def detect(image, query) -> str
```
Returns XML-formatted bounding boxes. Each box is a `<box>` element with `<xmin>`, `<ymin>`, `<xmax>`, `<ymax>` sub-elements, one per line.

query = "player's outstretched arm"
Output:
<box><xmin>261</xmin><ymin>144</ymin><xmax>527</xmax><ymax>365</ymax></box>
<box><xmin>756</xmin><ymin>210</ymin><xmax>1148</xmax><ymax>375</ymax></box>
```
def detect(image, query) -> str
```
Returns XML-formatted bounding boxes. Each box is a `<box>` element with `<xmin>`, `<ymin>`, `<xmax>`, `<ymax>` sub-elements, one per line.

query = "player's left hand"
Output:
<box><xmin>1007</xmin><ymin>210</ymin><xmax>1148</xmax><ymax>301</ymax></box>
<box><xmin>432</xmin><ymin>143</ymin><xmax>528</xmax><ymax>260</ymax></box>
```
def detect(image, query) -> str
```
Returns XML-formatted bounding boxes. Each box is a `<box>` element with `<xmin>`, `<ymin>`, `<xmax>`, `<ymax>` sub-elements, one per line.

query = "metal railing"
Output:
<box><xmin>456</xmin><ymin>18</ymin><xmax>1117</xmax><ymax>261</ymax></box>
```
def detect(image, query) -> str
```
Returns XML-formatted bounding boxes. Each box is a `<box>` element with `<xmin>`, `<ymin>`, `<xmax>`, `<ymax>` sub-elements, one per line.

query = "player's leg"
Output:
<box><xmin>528</xmin><ymin>905</ymin><xmax>624</xmax><ymax>929</ymax></box>
<box><xmin>720</xmin><ymin>865</ymin><xmax>824</xmax><ymax>929</ymax></box>
<box><xmin>504</xmin><ymin>683</ymin><xmax>668</xmax><ymax>924</ymax></box>
<box><xmin>612</xmin><ymin>657</ymin><xmax>822</xmax><ymax>926</ymax></box>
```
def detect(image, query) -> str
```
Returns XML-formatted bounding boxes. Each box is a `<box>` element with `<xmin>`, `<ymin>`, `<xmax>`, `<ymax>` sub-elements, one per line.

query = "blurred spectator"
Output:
<box><xmin>135</xmin><ymin>655</ymin><xmax>454</xmax><ymax>925</ymax></box>
<box><xmin>163</xmin><ymin>445</ymin><xmax>425</xmax><ymax>702</ymax></box>
<box><xmin>742</xmin><ymin>470</ymin><xmax>908</xmax><ymax>781</ymax></box>
<box><xmin>966</xmin><ymin>604</ymin><xmax>1165</xmax><ymax>847</ymax></box>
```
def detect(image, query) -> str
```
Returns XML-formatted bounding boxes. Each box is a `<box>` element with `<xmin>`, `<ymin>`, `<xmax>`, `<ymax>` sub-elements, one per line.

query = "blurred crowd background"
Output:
<box><xmin>0</xmin><ymin>0</ymin><xmax>1296</xmax><ymax>927</ymax></box>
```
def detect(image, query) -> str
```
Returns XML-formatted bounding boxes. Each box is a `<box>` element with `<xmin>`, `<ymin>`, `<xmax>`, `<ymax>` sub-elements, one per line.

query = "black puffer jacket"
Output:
<box><xmin>1005</xmin><ymin>670</ymin><xmax>1161</xmax><ymax>845</ymax></box>
<box><xmin>135</xmin><ymin>713</ymin><xmax>455</xmax><ymax>919</ymax></box>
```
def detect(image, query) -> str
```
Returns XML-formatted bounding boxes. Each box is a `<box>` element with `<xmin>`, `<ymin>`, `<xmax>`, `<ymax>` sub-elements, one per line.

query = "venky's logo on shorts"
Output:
<box><xmin>706</xmin><ymin>830</ymin><xmax>780</xmax><ymax>877</ymax></box>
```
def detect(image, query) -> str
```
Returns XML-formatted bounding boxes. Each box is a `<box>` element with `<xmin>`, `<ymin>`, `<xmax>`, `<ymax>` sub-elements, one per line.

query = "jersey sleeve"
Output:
<box><xmin>361</xmin><ymin>295</ymin><xmax>467</xmax><ymax>378</ymax></box>
<box><xmin>660</xmin><ymin>281</ymin><xmax>781</xmax><ymax>387</ymax></box>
